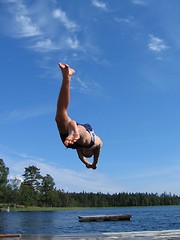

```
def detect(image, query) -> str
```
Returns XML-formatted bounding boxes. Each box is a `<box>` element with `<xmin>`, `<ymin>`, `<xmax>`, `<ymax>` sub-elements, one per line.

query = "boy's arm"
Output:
<box><xmin>76</xmin><ymin>149</ymin><xmax>92</xmax><ymax>168</ymax></box>
<box><xmin>92</xmin><ymin>143</ymin><xmax>102</xmax><ymax>169</ymax></box>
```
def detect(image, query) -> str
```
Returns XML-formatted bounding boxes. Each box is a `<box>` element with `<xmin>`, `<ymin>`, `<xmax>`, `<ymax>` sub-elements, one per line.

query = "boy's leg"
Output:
<box><xmin>55</xmin><ymin>63</ymin><xmax>74</xmax><ymax>125</ymax></box>
<box><xmin>55</xmin><ymin>63</ymin><xmax>80</xmax><ymax>145</ymax></box>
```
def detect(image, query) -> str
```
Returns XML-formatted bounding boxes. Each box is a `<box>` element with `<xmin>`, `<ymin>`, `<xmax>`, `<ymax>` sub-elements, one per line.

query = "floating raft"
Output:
<box><xmin>78</xmin><ymin>214</ymin><xmax>132</xmax><ymax>222</ymax></box>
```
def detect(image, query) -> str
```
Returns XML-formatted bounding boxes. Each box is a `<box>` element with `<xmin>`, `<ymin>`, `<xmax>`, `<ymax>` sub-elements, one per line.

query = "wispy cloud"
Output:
<box><xmin>91</xmin><ymin>0</ymin><xmax>107</xmax><ymax>10</ymax></box>
<box><xmin>15</xmin><ymin>15</ymin><xmax>42</xmax><ymax>37</ymax></box>
<box><xmin>1</xmin><ymin>0</ymin><xmax>19</xmax><ymax>3</ymax></box>
<box><xmin>0</xmin><ymin>105</ymin><xmax>54</xmax><ymax>124</ymax></box>
<box><xmin>139</xmin><ymin>62</ymin><xmax>176</xmax><ymax>92</ymax></box>
<box><xmin>0</xmin><ymin>0</ymin><xmax>105</xmax><ymax>93</ymax></box>
<box><xmin>117</xmin><ymin>158</ymin><xmax>180</xmax><ymax>193</ymax></box>
<box><xmin>0</xmin><ymin>1</ymin><xmax>103</xmax><ymax>65</ymax></box>
<box><xmin>52</xmin><ymin>8</ymin><xmax>78</xmax><ymax>31</ymax></box>
<box><xmin>0</xmin><ymin>1</ymin><xmax>82</xmax><ymax>54</ymax></box>
<box><xmin>120</xmin><ymin>161</ymin><xmax>180</xmax><ymax>181</ymax></box>
<box><xmin>2</xmin><ymin>143</ymin><xmax>180</xmax><ymax>194</ymax></box>
<box><xmin>72</xmin><ymin>76</ymin><xmax>102</xmax><ymax>94</ymax></box>
<box><xmin>132</xmin><ymin>0</ymin><xmax>147</xmax><ymax>6</ymax></box>
<box><xmin>1</xmin><ymin>145</ymin><xmax>121</xmax><ymax>193</ymax></box>
<box><xmin>115</xmin><ymin>16</ymin><xmax>137</xmax><ymax>27</ymax></box>
<box><xmin>66</xmin><ymin>36</ymin><xmax>80</xmax><ymax>49</ymax></box>
<box><xmin>148</xmin><ymin>34</ymin><xmax>169</xmax><ymax>52</ymax></box>
<box><xmin>30</xmin><ymin>38</ymin><xmax>58</xmax><ymax>52</ymax></box>
<box><xmin>1</xmin><ymin>0</ymin><xmax>41</xmax><ymax>38</ymax></box>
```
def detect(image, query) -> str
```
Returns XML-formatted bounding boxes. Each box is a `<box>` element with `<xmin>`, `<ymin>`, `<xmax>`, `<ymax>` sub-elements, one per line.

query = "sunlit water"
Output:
<box><xmin>0</xmin><ymin>206</ymin><xmax>180</xmax><ymax>234</ymax></box>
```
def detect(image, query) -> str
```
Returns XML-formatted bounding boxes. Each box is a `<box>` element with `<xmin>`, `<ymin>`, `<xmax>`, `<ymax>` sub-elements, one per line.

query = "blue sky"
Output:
<box><xmin>0</xmin><ymin>0</ymin><xmax>180</xmax><ymax>194</ymax></box>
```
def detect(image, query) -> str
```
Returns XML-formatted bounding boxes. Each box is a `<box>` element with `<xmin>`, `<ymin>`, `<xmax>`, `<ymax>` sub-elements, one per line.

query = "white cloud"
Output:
<box><xmin>66</xmin><ymin>36</ymin><xmax>80</xmax><ymax>49</ymax></box>
<box><xmin>1</xmin><ymin>1</ymin><xmax>78</xmax><ymax>49</ymax></box>
<box><xmin>1</xmin><ymin>145</ymin><xmax>120</xmax><ymax>193</ymax></box>
<box><xmin>3</xmin><ymin>144</ymin><xmax>180</xmax><ymax>194</ymax></box>
<box><xmin>2</xmin><ymin>0</ymin><xmax>41</xmax><ymax>38</ymax></box>
<box><xmin>148</xmin><ymin>35</ymin><xmax>169</xmax><ymax>52</ymax></box>
<box><xmin>52</xmin><ymin>8</ymin><xmax>77</xmax><ymax>30</ymax></box>
<box><xmin>31</xmin><ymin>38</ymin><xmax>58</xmax><ymax>52</ymax></box>
<box><xmin>15</xmin><ymin>14</ymin><xmax>41</xmax><ymax>37</ymax></box>
<box><xmin>0</xmin><ymin>0</ymin><xmax>105</xmax><ymax>66</ymax></box>
<box><xmin>91</xmin><ymin>0</ymin><xmax>107</xmax><ymax>10</ymax></box>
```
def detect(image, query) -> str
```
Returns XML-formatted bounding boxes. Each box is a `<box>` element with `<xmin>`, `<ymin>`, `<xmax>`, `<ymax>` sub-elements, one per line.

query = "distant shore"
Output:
<box><xmin>1</xmin><ymin>205</ymin><xmax>178</xmax><ymax>212</ymax></box>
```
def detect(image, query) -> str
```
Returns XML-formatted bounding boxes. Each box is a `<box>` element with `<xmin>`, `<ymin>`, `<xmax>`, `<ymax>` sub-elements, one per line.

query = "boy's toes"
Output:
<box><xmin>73</xmin><ymin>132</ymin><xmax>80</xmax><ymax>141</ymax></box>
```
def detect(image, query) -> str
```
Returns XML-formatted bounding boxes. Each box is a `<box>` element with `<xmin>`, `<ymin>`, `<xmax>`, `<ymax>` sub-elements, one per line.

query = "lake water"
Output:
<box><xmin>0</xmin><ymin>206</ymin><xmax>180</xmax><ymax>235</ymax></box>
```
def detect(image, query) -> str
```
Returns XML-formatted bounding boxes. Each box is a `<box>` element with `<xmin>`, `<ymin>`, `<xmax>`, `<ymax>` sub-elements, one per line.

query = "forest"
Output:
<box><xmin>1</xmin><ymin>158</ymin><xmax>180</xmax><ymax>209</ymax></box>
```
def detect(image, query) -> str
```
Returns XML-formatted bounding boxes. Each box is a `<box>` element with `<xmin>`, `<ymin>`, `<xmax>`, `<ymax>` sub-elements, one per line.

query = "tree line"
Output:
<box><xmin>1</xmin><ymin>158</ymin><xmax>180</xmax><ymax>208</ymax></box>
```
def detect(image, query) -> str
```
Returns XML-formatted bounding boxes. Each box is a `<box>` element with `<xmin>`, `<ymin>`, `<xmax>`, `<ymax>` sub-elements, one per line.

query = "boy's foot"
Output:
<box><xmin>65</xmin><ymin>121</ymin><xmax>80</xmax><ymax>146</ymax></box>
<box><xmin>58</xmin><ymin>63</ymin><xmax>75</xmax><ymax>78</ymax></box>
<box><xmin>64</xmin><ymin>131</ymin><xmax>80</xmax><ymax>146</ymax></box>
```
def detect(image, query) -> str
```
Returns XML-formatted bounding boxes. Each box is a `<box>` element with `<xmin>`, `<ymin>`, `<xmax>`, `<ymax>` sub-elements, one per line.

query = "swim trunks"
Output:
<box><xmin>59</xmin><ymin>123</ymin><xmax>95</xmax><ymax>149</ymax></box>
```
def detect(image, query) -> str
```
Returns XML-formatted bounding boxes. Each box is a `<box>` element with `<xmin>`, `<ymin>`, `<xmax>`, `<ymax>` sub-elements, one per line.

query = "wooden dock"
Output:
<box><xmin>1</xmin><ymin>230</ymin><xmax>180</xmax><ymax>239</ymax></box>
<box><xmin>78</xmin><ymin>214</ymin><xmax>132</xmax><ymax>222</ymax></box>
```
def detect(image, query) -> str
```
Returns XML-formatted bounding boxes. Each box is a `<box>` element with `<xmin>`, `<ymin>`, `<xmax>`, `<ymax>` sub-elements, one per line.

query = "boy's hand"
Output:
<box><xmin>86</xmin><ymin>163</ymin><xmax>92</xmax><ymax>169</ymax></box>
<box><xmin>91</xmin><ymin>163</ymin><xmax>97</xmax><ymax>170</ymax></box>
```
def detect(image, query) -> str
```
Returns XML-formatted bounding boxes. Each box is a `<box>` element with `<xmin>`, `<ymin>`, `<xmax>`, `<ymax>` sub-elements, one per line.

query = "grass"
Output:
<box><xmin>12</xmin><ymin>206</ymin><xmax>90</xmax><ymax>212</ymax></box>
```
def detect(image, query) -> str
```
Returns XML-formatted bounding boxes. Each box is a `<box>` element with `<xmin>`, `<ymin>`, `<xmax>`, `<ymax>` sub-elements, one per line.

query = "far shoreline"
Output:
<box><xmin>2</xmin><ymin>205</ymin><xmax>179</xmax><ymax>212</ymax></box>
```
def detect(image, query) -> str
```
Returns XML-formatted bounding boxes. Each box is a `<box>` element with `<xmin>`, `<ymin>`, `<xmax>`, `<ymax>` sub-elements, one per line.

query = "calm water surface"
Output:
<box><xmin>0</xmin><ymin>206</ymin><xmax>180</xmax><ymax>234</ymax></box>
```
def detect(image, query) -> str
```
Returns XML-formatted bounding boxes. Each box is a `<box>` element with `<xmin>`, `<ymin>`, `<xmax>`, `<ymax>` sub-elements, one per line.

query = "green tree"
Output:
<box><xmin>7</xmin><ymin>177</ymin><xmax>22</xmax><ymax>206</ymax></box>
<box><xmin>40</xmin><ymin>174</ymin><xmax>56</xmax><ymax>206</ymax></box>
<box><xmin>19</xmin><ymin>183</ymin><xmax>37</xmax><ymax>206</ymax></box>
<box><xmin>23</xmin><ymin>165</ymin><xmax>42</xmax><ymax>193</ymax></box>
<box><xmin>0</xmin><ymin>159</ymin><xmax>9</xmax><ymax>203</ymax></box>
<box><xmin>20</xmin><ymin>165</ymin><xmax>42</xmax><ymax>206</ymax></box>
<box><xmin>0</xmin><ymin>159</ymin><xmax>9</xmax><ymax>187</ymax></box>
